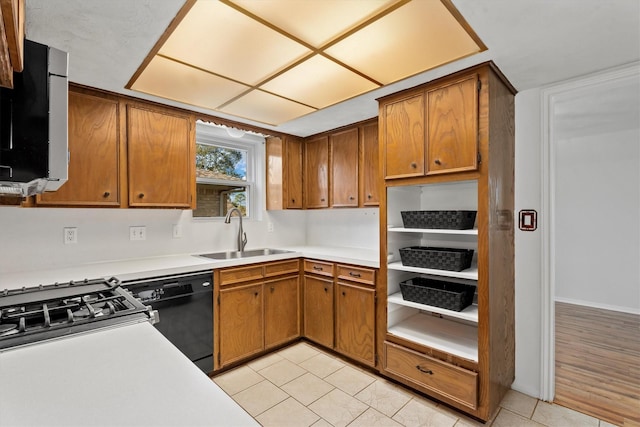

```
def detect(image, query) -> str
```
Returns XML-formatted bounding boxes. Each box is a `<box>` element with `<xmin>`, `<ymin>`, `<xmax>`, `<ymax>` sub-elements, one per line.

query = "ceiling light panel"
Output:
<box><xmin>219</xmin><ymin>90</ymin><xmax>317</xmax><ymax>126</ymax></box>
<box><xmin>130</xmin><ymin>56</ymin><xmax>250</xmax><ymax>109</ymax></box>
<box><xmin>261</xmin><ymin>55</ymin><xmax>380</xmax><ymax>109</ymax></box>
<box><xmin>159</xmin><ymin>0</ymin><xmax>312</xmax><ymax>85</ymax></box>
<box><xmin>325</xmin><ymin>0</ymin><xmax>483</xmax><ymax>84</ymax></box>
<box><xmin>230</xmin><ymin>0</ymin><xmax>398</xmax><ymax>47</ymax></box>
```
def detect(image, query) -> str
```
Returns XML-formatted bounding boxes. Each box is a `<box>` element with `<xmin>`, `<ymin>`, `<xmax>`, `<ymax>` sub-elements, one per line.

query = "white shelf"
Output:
<box><xmin>387</xmin><ymin>261</ymin><xmax>478</xmax><ymax>281</ymax></box>
<box><xmin>387</xmin><ymin>292</ymin><xmax>478</xmax><ymax>323</ymax></box>
<box><xmin>388</xmin><ymin>227</ymin><xmax>478</xmax><ymax>236</ymax></box>
<box><xmin>388</xmin><ymin>312</ymin><xmax>478</xmax><ymax>362</ymax></box>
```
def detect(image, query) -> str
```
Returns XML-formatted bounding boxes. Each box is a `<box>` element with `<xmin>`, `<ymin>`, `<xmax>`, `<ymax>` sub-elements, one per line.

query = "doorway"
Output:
<box><xmin>545</xmin><ymin>64</ymin><xmax>640</xmax><ymax>424</ymax></box>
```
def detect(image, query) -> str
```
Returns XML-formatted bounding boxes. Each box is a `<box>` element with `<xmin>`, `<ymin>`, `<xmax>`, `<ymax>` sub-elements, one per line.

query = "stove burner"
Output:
<box><xmin>72</xmin><ymin>307</ymin><xmax>103</xmax><ymax>318</ymax></box>
<box><xmin>0</xmin><ymin>323</ymin><xmax>18</xmax><ymax>336</ymax></box>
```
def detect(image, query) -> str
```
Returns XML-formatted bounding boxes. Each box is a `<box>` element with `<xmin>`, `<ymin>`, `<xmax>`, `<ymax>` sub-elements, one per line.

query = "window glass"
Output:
<box><xmin>194</xmin><ymin>143</ymin><xmax>250</xmax><ymax>218</ymax></box>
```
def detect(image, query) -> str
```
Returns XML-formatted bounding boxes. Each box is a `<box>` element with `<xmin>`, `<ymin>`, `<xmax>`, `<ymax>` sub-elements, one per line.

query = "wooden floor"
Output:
<box><xmin>555</xmin><ymin>302</ymin><xmax>640</xmax><ymax>426</ymax></box>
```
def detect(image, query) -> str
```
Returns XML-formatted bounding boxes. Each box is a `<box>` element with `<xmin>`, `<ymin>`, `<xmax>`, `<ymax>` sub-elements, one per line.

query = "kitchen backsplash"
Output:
<box><xmin>0</xmin><ymin>206</ymin><xmax>378</xmax><ymax>275</ymax></box>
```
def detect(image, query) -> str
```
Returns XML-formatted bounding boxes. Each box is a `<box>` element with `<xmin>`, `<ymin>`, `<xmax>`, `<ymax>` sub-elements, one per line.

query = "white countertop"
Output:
<box><xmin>0</xmin><ymin>246</ymin><xmax>379</xmax><ymax>290</ymax></box>
<box><xmin>0</xmin><ymin>321</ymin><xmax>258</xmax><ymax>427</ymax></box>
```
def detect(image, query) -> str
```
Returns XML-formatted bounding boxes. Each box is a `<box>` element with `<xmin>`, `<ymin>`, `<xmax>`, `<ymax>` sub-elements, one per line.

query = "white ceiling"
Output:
<box><xmin>25</xmin><ymin>0</ymin><xmax>640</xmax><ymax>137</ymax></box>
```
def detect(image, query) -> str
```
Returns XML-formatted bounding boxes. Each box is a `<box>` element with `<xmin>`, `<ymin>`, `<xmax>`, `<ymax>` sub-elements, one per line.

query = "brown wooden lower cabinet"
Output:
<box><xmin>218</xmin><ymin>283</ymin><xmax>264</xmax><ymax>367</ymax></box>
<box><xmin>303</xmin><ymin>274</ymin><xmax>334</xmax><ymax>348</ymax></box>
<box><xmin>264</xmin><ymin>275</ymin><xmax>300</xmax><ymax>349</ymax></box>
<box><xmin>383</xmin><ymin>341</ymin><xmax>478</xmax><ymax>410</ymax></box>
<box><xmin>336</xmin><ymin>281</ymin><xmax>375</xmax><ymax>366</ymax></box>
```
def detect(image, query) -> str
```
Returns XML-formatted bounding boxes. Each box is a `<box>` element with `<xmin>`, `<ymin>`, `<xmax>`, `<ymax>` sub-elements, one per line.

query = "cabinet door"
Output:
<box><xmin>303</xmin><ymin>275</ymin><xmax>334</xmax><ymax>348</ymax></box>
<box><xmin>360</xmin><ymin>121</ymin><xmax>379</xmax><ymax>206</ymax></box>
<box><xmin>127</xmin><ymin>105</ymin><xmax>193</xmax><ymax>208</ymax></box>
<box><xmin>37</xmin><ymin>91</ymin><xmax>122</xmax><ymax>206</ymax></box>
<box><xmin>285</xmin><ymin>137</ymin><xmax>303</xmax><ymax>209</ymax></box>
<box><xmin>265</xmin><ymin>275</ymin><xmax>300</xmax><ymax>349</ymax></box>
<box><xmin>426</xmin><ymin>75</ymin><xmax>478</xmax><ymax>175</ymax></box>
<box><xmin>219</xmin><ymin>283</ymin><xmax>264</xmax><ymax>367</ymax></box>
<box><xmin>304</xmin><ymin>135</ymin><xmax>329</xmax><ymax>208</ymax></box>
<box><xmin>336</xmin><ymin>281</ymin><xmax>375</xmax><ymax>366</ymax></box>
<box><xmin>383</xmin><ymin>93</ymin><xmax>425</xmax><ymax>179</ymax></box>
<box><xmin>330</xmin><ymin>128</ymin><xmax>359</xmax><ymax>207</ymax></box>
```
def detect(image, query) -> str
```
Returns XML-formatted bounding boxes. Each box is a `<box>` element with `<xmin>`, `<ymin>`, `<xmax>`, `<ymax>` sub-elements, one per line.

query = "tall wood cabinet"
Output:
<box><xmin>377</xmin><ymin>62</ymin><xmax>515</xmax><ymax>421</ymax></box>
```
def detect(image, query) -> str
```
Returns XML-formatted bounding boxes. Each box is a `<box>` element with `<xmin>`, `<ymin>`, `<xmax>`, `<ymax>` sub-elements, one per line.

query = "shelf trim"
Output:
<box><xmin>387</xmin><ymin>292</ymin><xmax>478</xmax><ymax>323</ymax></box>
<box><xmin>387</xmin><ymin>227</ymin><xmax>478</xmax><ymax>236</ymax></box>
<box><xmin>387</xmin><ymin>261</ymin><xmax>478</xmax><ymax>280</ymax></box>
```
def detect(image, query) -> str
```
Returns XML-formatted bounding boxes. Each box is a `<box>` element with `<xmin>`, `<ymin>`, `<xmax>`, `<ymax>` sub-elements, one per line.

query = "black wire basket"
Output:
<box><xmin>399</xmin><ymin>247</ymin><xmax>474</xmax><ymax>272</ymax></box>
<box><xmin>399</xmin><ymin>277</ymin><xmax>475</xmax><ymax>312</ymax></box>
<box><xmin>400</xmin><ymin>210</ymin><xmax>477</xmax><ymax>230</ymax></box>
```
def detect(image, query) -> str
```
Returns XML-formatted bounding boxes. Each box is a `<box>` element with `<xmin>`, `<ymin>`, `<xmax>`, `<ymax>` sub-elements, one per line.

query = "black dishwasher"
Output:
<box><xmin>123</xmin><ymin>271</ymin><xmax>213</xmax><ymax>373</ymax></box>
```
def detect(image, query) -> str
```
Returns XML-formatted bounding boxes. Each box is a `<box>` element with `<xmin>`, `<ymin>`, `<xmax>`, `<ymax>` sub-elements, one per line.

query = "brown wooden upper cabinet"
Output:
<box><xmin>37</xmin><ymin>89</ymin><xmax>123</xmax><ymax>206</ymax></box>
<box><xmin>304</xmin><ymin>135</ymin><xmax>329</xmax><ymax>209</ymax></box>
<box><xmin>360</xmin><ymin>121</ymin><xmax>379</xmax><ymax>206</ymax></box>
<box><xmin>381</xmin><ymin>73</ymin><xmax>480</xmax><ymax>179</ymax></box>
<box><xmin>330</xmin><ymin>128</ymin><xmax>359</xmax><ymax>207</ymax></box>
<box><xmin>126</xmin><ymin>104</ymin><xmax>194</xmax><ymax>208</ymax></box>
<box><xmin>266</xmin><ymin>136</ymin><xmax>303</xmax><ymax>210</ymax></box>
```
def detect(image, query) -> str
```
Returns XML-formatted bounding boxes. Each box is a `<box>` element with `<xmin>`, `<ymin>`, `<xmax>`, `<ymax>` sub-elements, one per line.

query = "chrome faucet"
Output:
<box><xmin>224</xmin><ymin>208</ymin><xmax>247</xmax><ymax>252</ymax></box>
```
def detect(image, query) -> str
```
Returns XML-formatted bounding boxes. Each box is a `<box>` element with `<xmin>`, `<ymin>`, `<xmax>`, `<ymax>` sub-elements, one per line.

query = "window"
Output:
<box><xmin>193</xmin><ymin>122</ymin><xmax>263</xmax><ymax>218</ymax></box>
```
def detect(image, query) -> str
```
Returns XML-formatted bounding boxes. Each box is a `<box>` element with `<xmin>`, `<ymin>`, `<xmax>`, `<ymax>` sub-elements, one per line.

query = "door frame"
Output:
<box><xmin>540</xmin><ymin>61</ymin><xmax>640</xmax><ymax>401</ymax></box>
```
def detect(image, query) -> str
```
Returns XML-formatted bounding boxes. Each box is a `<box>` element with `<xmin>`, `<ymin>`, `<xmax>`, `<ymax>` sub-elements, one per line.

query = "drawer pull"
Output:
<box><xmin>313</xmin><ymin>266</ymin><xmax>323</xmax><ymax>271</ymax></box>
<box><xmin>434</xmin><ymin>159</ymin><xmax>442</xmax><ymax>165</ymax></box>
<box><xmin>416</xmin><ymin>365</ymin><xmax>433</xmax><ymax>375</ymax></box>
<box><xmin>349</xmin><ymin>272</ymin><xmax>361</xmax><ymax>278</ymax></box>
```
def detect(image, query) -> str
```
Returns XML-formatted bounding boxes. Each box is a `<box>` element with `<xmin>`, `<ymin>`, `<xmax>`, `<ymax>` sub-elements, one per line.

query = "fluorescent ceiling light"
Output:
<box><xmin>128</xmin><ymin>0</ymin><xmax>485</xmax><ymax>126</ymax></box>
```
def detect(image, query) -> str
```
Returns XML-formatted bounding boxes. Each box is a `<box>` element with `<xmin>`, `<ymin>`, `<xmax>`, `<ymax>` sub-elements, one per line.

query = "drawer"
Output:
<box><xmin>265</xmin><ymin>259</ymin><xmax>300</xmax><ymax>277</ymax></box>
<box><xmin>219</xmin><ymin>265</ymin><xmax>264</xmax><ymax>286</ymax></box>
<box><xmin>303</xmin><ymin>259</ymin><xmax>334</xmax><ymax>277</ymax></box>
<box><xmin>384</xmin><ymin>342</ymin><xmax>477</xmax><ymax>409</ymax></box>
<box><xmin>336</xmin><ymin>264</ymin><xmax>375</xmax><ymax>286</ymax></box>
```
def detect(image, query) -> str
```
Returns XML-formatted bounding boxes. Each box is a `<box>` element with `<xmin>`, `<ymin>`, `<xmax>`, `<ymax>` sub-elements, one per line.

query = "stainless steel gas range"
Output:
<box><xmin>0</xmin><ymin>277</ymin><xmax>157</xmax><ymax>351</ymax></box>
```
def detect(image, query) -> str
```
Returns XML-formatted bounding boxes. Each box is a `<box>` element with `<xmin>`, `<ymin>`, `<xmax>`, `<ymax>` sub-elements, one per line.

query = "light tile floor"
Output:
<box><xmin>212</xmin><ymin>342</ymin><xmax>615</xmax><ymax>427</ymax></box>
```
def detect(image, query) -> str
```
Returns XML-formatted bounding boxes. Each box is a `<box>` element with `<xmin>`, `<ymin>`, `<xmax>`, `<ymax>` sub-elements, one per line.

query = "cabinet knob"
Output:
<box><xmin>324</xmin><ymin>287</ymin><xmax>328</xmax><ymax>293</ymax></box>
<box><xmin>434</xmin><ymin>159</ymin><xmax>442</xmax><ymax>165</ymax></box>
<box><xmin>138</xmin><ymin>193</ymin><xmax>145</xmax><ymax>199</ymax></box>
<box><xmin>270</xmin><ymin>286</ymin><xmax>275</xmax><ymax>292</ymax></box>
<box><xmin>254</xmin><ymin>291</ymin><xmax>259</xmax><ymax>297</ymax></box>
<box><xmin>367</xmin><ymin>194</ymin><xmax>372</xmax><ymax>199</ymax></box>
<box><xmin>291</xmin><ymin>198</ymin><xmax>295</xmax><ymax>203</ymax></box>
<box><xmin>410</xmin><ymin>162</ymin><xmax>417</xmax><ymax>169</ymax></box>
<box><xmin>103</xmin><ymin>191</ymin><xmax>110</xmax><ymax>198</ymax></box>
<box><xmin>349</xmin><ymin>196</ymin><xmax>354</xmax><ymax>201</ymax></box>
<box><xmin>320</xmin><ymin>198</ymin><xmax>325</xmax><ymax>202</ymax></box>
<box><xmin>342</xmin><ymin>291</ymin><xmax>346</xmax><ymax>296</ymax></box>
<box><xmin>416</xmin><ymin>365</ymin><xmax>433</xmax><ymax>375</ymax></box>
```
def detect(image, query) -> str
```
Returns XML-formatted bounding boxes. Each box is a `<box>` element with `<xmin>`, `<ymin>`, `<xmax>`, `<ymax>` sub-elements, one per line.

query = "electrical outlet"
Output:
<box><xmin>172</xmin><ymin>224</ymin><xmax>182</xmax><ymax>238</ymax></box>
<box><xmin>63</xmin><ymin>227</ymin><xmax>78</xmax><ymax>244</ymax></box>
<box><xmin>267</xmin><ymin>222</ymin><xmax>274</xmax><ymax>232</ymax></box>
<box><xmin>129</xmin><ymin>226</ymin><xmax>146</xmax><ymax>241</ymax></box>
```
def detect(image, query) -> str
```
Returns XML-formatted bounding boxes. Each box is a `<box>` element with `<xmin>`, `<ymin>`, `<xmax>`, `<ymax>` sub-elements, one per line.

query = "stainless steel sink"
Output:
<box><xmin>196</xmin><ymin>248</ymin><xmax>293</xmax><ymax>260</ymax></box>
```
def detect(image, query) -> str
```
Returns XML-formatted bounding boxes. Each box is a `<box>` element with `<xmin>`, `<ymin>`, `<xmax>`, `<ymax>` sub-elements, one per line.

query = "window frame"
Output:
<box><xmin>193</xmin><ymin>122</ymin><xmax>264</xmax><ymax>220</ymax></box>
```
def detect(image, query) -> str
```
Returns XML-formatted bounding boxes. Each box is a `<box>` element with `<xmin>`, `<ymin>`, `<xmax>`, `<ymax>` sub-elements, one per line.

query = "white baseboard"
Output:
<box><xmin>554</xmin><ymin>296</ymin><xmax>640</xmax><ymax>315</ymax></box>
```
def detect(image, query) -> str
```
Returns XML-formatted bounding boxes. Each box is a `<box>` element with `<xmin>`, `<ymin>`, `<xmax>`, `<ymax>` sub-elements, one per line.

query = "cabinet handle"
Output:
<box><xmin>270</xmin><ymin>286</ymin><xmax>275</xmax><ymax>292</ymax></box>
<box><xmin>313</xmin><ymin>266</ymin><xmax>323</xmax><ymax>271</ymax></box>
<box><xmin>434</xmin><ymin>159</ymin><xmax>442</xmax><ymax>165</ymax></box>
<box><xmin>349</xmin><ymin>272</ymin><xmax>361</xmax><ymax>278</ymax></box>
<box><xmin>416</xmin><ymin>365</ymin><xmax>433</xmax><ymax>375</ymax></box>
<box><xmin>410</xmin><ymin>162</ymin><xmax>417</xmax><ymax>169</ymax></box>
<box><xmin>138</xmin><ymin>193</ymin><xmax>145</xmax><ymax>199</ymax></box>
<box><xmin>103</xmin><ymin>191</ymin><xmax>110</xmax><ymax>198</ymax></box>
